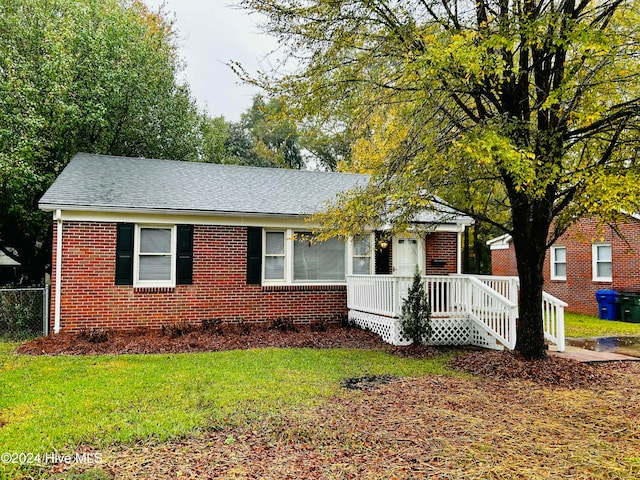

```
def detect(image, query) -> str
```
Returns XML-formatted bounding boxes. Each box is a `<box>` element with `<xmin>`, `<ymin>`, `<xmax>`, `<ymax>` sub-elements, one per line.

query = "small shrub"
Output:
<box><xmin>77</xmin><ymin>328</ymin><xmax>111</xmax><ymax>344</ymax></box>
<box><xmin>311</xmin><ymin>320</ymin><xmax>328</xmax><ymax>332</ymax></box>
<box><xmin>337</xmin><ymin>312</ymin><xmax>356</xmax><ymax>329</ymax></box>
<box><xmin>201</xmin><ymin>318</ymin><xmax>224</xmax><ymax>335</ymax></box>
<box><xmin>237</xmin><ymin>319</ymin><xmax>252</xmax><ymax>336</ymax></box>
<box><xmin>399</xmin><ymin>271</ymin><xmax>433</xmax><ymax>345</ymax></box>
<box><xmin>269</xmin><ymin>317</ymin><xmax>298</xmax><ymax>332</ymax></box>
<box><xmin>161</xmin><ymin>322</ymin><xmax>193</xmax><ymax>338</ymax></box>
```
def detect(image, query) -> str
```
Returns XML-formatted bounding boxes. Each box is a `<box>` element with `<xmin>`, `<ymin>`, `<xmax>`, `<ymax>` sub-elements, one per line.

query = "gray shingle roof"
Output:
<box><xmin>39</xmin><ymin>153</ymin><xmax>370</xmax><ymax>217</ymax></box>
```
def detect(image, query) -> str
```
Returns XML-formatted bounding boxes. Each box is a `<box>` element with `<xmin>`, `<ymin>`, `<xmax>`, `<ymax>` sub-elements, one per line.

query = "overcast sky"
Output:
<box><xmin>144</xmin><ymin>1</ymin><xmax>279</xmax><ymax>121</ymax></box>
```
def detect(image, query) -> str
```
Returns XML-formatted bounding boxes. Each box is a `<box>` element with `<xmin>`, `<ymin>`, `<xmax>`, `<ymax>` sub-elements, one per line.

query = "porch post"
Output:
<box><xmin>457</xmin><ymin>230</ymin><xmax>462</xmax><ymax>274</ymax></box>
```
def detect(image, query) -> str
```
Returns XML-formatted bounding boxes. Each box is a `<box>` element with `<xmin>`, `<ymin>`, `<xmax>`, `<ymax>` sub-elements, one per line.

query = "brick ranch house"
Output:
<box><xmin>488</xmin><ymin>214</ymin><xmax>640</xmax><ymax>316</ymax></box>
<box><xmin>40</xmin><ymin>153</ymin><xmax>474</xmax><ymax>335</ymax></box>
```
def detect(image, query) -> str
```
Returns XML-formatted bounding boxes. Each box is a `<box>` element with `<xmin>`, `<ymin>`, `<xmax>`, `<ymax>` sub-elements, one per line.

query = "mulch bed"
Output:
<box><xmin>448</xmin><ymin>349</ymin><xmax>618</xmax><ymax>389</ymax></box>
<box><xmin>16</xmin><ymin>323</ymin><xmax>393</xmax><ymax>356</ymax></box>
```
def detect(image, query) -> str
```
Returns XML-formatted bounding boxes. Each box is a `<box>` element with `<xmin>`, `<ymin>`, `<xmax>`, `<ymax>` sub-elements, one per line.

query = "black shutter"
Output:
<box><xmin>375</xmin><ymin>231</ymin><xmax>391</xmax><ymax>274</ymax></box>
<box><xmin>246</xmin><ymin>227</ymin><xmax>262</xmax><ymax>285</ymax></box>
<box><xmin>115</xmin><ymin>223</ymin><xmax>134</xmax><ymax>285</ymax></box>
<box><xmin>176</xmin><ymin>225</ymin><xmax>194</xmax><ymax>285</ymax></box>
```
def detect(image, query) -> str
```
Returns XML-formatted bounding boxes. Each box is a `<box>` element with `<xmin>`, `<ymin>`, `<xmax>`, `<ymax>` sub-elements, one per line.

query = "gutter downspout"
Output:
<box><xmin>54</xmin><ymin>210</ymin><xmax>62</xmax><ymax>333</ymax></box>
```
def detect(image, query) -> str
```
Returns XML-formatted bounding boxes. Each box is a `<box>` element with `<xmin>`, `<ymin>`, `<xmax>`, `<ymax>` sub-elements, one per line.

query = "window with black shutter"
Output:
<box><xmin>176</xmin><ymin>225</ymin><xmax>194</xmax><ymax>285</ymax></box>
<box><xmin>247</xmin><ymin>227</ymin><xmax>262</xmax><ymax>284</ymax></box>
<box><xmin>115</xmin><ymin>223</ymin><xmax>134</xmax><ymax>285</ymax></box>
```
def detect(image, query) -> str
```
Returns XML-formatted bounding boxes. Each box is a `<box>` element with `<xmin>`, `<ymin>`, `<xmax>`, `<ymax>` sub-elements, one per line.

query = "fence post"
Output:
<box><xmin>43</xmin><ymin>285</ymin><xmax>50</xmax><ymax>336</ymax></box>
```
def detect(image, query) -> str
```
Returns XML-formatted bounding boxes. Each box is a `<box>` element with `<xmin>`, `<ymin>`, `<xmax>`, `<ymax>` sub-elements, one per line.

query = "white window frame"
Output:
<box><xmin>133</xmin><ymin>224</ymin><xmax>176</xmax><ymax>288</ymax></box>
<box><xmin>263</xmin><ymin>230</ymin><xmax>287</xmax><ymax>282</ymax></box>
<box><xmin>349</xmin><ymin>234</ymin><xmax>374</xmax><ymax>275</ymax></box>
<box><xmin>592</xmin><ymin>243</ymin><xmax>612</xmax><ymax>282</ymax></box>
<box><xmin>550</xmin><ymin>245</ymin><xmax>566</xmax><ymax>281</ymax></box>
<box><xmin>261</xmin><ymin>229</ymin><xmax>374</xmax><ymax>285</ymax></box>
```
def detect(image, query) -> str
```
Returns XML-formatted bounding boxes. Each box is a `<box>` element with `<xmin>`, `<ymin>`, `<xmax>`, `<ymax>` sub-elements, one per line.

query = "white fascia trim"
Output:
<box><xmin>377</xmin><ymin>222</ymin><xmax>469</xmax><ymax>233</ymax></box>
<box><xmin>487</xmin><ymin>233</ymin><xmax>512</xmax><ymax>250</ymax></box>
<box><xmin>54</xmin><ymin>209</ymin><xmax>313</xmax><ymax>229</ymax></box>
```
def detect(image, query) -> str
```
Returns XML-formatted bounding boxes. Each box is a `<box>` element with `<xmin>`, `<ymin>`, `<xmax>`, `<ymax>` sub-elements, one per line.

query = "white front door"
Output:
<box><xmin>394</xmin><ymin>236</ymin><xmax>422</xmax><ymax>276</ymax></box>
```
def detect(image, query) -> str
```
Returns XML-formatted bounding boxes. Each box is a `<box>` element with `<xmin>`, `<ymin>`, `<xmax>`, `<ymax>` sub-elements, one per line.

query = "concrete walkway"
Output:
<box><xmin>549</xmin><ymin>345</ymin><xmax>640</xmax><ymax>363</ymax></box>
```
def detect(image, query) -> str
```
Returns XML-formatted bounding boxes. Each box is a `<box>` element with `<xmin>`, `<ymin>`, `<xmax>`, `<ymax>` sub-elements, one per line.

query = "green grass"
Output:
<box><xmin>0</xmin><ymin>344</ymin><xmax>456</xmax><ymax>458</ymax></box>
<box><xmin>565</xmin><ymin>312</ymin><xmax>640</xmax><ymax>338</ymax></box>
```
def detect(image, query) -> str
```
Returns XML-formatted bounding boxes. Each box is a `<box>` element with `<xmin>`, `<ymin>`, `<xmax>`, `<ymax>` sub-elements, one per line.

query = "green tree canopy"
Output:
<box><xmin>239</xmin><ymin>0</ymin><xmax>640</xmax><ymax>358</ymax></box>
<box><xmin>0</xmin><ymin>0</ymin><xmax>202</xmax><ymax>281</ymax></box>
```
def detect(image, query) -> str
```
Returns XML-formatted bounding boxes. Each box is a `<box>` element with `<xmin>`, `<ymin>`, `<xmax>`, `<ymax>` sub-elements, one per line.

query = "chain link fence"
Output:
<box><xmin>0</xmin><ymin>286</ymin><xmax>49</xmax><ymax>339</ymax></box>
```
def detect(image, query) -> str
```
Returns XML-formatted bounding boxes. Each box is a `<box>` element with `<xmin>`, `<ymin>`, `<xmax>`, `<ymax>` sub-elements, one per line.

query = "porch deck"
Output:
<box><xmin>346</xmin><ymin>274</ymin><xmax>566</xmax><ymax>351</ymax></box>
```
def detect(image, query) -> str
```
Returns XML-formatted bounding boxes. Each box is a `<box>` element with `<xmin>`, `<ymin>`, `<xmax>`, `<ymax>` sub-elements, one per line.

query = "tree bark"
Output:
<box><xmin>510</xmin><ymin>197</ymin><xmax>553</xmax><ymax>359</ymax></box>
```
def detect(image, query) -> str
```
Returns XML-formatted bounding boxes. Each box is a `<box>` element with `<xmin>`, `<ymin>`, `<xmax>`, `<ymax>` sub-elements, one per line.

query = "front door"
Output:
<box><xmin>394</xmin><ymin>236</ymin><xmax>422</xmax><ymax>276</ymax></box>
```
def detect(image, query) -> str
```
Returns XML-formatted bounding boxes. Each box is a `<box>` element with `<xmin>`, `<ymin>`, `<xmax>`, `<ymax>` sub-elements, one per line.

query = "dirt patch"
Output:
<box><xmin>341</xmin><ymin>374</ymin><xmax>397</xmax><ymax>390</ymax></box>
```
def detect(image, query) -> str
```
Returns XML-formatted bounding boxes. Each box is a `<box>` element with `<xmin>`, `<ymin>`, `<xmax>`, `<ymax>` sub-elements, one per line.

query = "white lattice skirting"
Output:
<box><xmin>349</xmin><ymin>310</ymin><xmax>503</xmax><ymax>349</ymax></box>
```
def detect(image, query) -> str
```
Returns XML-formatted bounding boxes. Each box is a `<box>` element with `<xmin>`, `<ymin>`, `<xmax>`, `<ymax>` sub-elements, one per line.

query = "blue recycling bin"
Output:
<box><xmin>595</xmin><ymin>289</ymin><xmax>620</xmax><ymax>320</ymax></box>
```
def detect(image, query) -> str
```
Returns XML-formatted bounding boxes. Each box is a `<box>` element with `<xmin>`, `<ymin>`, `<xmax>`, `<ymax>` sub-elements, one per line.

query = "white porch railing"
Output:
<box><xmin>475</xmin><ymin>275</ymin><xmax>567</xmax><ymax>351</ymax></box>
<box><xmin>543</xmin><ymin>292</ymin><xmax>567</xmax><ymax>350</ymax></box>
<box><xmin>346</xmin><ymin>274</ymin><xmax>565</xmax><ymax>351</ymax></box>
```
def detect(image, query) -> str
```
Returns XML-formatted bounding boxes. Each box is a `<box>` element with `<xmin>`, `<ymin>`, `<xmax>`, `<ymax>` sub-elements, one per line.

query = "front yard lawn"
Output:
<box><xmin>565</xmin><ymin>312</ymin><xmax>640</xmax><ymax>337</ymax></box>
<box><xmin>2</xmin><ymin>321</ymin><xmax>640</xmax><ymax>479</ymax></box>
<box><xmin>0</xmin><ymin>343</ymin><xmax>453</xmax><ymax>479</ymax></box>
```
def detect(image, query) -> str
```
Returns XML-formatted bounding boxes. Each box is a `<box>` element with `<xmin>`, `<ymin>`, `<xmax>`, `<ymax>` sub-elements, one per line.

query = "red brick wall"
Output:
<box><xmin>490</xmin><ymin>217</ymin><xmax>640</xmax><ymax>315</ymax></box>
<box><xmin>51</xmin><ymin>222</ymin><xmax>348</xmax><ymax>332</ymax></box>
<box><xmin>490</xmin><ymin>247</ymin><xmax>518</xmax><ymax>277</ymax></box>
<box><xmin>425</xmin><ymin>232</ymin><xmax>459</xmax><ymax>275</ymax></box>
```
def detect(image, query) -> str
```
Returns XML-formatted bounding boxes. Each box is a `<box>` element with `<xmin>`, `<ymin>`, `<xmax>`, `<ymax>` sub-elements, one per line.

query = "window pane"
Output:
<box><xmin>266</xmin><ymin>232</ymin><xmax>284</xmax><ymax>255</ymax></box>
<box><xmin>353</xmin><ymin>235</ymin><xmax>370</xmax><ymax>256</ymax></box>
<box><xmin>597</xmin><ymin>245</ymin><xmax>611</xmax><ymax>262</ymax></box>
<box><xmin>597</xmin><ymin>261</ymin><xmax>612</xmax><ymax>278</ymax></box>
<box><xmin>554</xmin><ymin>263</ymin><xmax>566</xmax><ymax>278</ymax></box>
<box><xmin>294</xmin><ymin>234</ymin><xmax>345</xmax><ymax>281</ymax></box>
<box><xmin>139</xmin><ymin>255</ymin><xmax>171</xmax><ymax>280</ymax></box>
<box><xmin>353</xmin><ymin>257</ymin><xmax>371</xmax><ymax>275</ymax></box>
<box><xmin>265</xmin><ymin>256</ymin><xmax>284</xmax><ymax>280</ymax></box>
<box><xmin>140</xmin><ymin>228</ymin><xmax>171</xmax><ymax>253</ymax></box>
<box><xmin>554</xmin><ymin>247</ymin><xmax>566</xmax><ymax>263</ymax></box>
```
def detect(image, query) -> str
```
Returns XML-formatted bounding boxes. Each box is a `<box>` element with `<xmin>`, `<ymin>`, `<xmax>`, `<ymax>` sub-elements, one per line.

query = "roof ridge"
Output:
<box><xmin>73</xmin><ymin>152</ymin><xmax>367</xmax><ymax>178</ymax></box>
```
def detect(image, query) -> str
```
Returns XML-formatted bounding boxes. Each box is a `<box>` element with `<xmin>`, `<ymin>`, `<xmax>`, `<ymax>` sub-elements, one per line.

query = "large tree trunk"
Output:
<box><xmin>514</xmin><ymin>247</ymin><xmax>547</xmax><ymax>359</ymax></box>
<box><xmin>510</xmin><ymin>197</ymin><xmax>553</xmax><ymax>359</ymax></box>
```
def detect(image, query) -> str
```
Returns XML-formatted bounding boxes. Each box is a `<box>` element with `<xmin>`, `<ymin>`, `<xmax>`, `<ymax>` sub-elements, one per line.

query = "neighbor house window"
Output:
<box><xmin>293</xmin><ymin>232</ymin><xmax>345</xmax><ymax>282</ymax></box>
<box><xmin>352</xmin><ymin>235</ymin><xmax>372</xmax><ymax>275</ymax></box>
<box><xmin>550</xmin><ymin>246</ymin><xmax>566</xmax><ymax>281</ymax></box>
<box><xmin>592</xmin><ymin>243</ymin><xmax>612</xmax><ymax>282</ymax></box>
<box><xmin>135</xmin><ymin>225</ymin><xmax>176</xmax><ymax>286</ymax></box>
<box><xmin>264</xmin><ymin>231</ymin><xmax>285</xmax><ymax>280</ymax></box>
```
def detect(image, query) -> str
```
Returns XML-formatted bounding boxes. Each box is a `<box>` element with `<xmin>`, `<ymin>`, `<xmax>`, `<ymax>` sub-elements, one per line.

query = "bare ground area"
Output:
<box><xmin>19</xmin><ymin>326</ymin><xmax>640</xmax><ymax>479</ymax></box>
<box><xmin>63</xmin><ymin>361</ymin><xmax>640</xmax><ymax>479</ymax></box>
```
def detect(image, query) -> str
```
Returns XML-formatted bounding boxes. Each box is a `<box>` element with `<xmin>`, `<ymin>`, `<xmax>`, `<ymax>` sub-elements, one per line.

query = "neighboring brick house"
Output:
<box><xmin>488</xmin><ymin>215</ymin><xmax>640</xmax><ymax>315</ymax></box>
<box><xmin>40</xmin><ymin>153</ymin><xmax>472</xmax><ymax>333</ymax></box>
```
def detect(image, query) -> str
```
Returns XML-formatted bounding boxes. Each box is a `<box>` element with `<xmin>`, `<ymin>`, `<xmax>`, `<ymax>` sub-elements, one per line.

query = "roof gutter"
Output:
<box><xmin>38</xmin><ymin>203</ymin><xmax>313</xmax><ymax>219</ymax></box>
